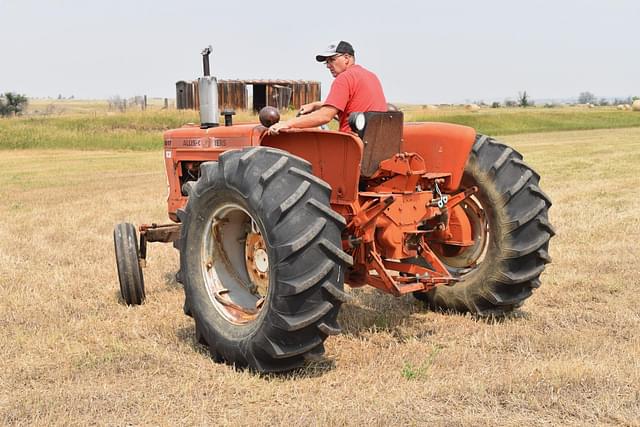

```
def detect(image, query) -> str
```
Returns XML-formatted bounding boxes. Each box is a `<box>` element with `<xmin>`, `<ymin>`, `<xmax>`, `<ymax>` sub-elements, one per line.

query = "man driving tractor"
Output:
<box><xmin>268</xmin><ymin>40</ymin><xmax>387</xmax><ymax>134</ymax></box>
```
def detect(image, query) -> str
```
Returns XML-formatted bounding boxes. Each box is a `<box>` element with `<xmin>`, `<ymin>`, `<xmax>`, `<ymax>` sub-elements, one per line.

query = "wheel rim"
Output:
<box><xmin>433</xmin><ymin>195</ymin><xmax>489</xmax><ymax>275</ymax></box>
<box><xmin>201</xmin><ymin>203</ymin><xmax>270</xmax><ymax>325</ymax></box>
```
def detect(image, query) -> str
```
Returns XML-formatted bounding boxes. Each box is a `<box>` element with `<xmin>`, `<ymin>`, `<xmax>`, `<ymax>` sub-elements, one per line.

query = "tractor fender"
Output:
<box><xmin>402</xmin><ymin>122</ymin><xmax>476</xmax><ymax>191</ymax></box>
<box><xmin>261</xmin><ymin>129</ymin><xmax>363</xmax><ymax>206</ymax></box>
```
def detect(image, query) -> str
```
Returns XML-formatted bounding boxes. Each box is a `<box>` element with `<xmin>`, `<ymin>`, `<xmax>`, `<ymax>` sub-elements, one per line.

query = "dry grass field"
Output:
<box><xmin>1</xmin><ymin>127</ymin><xmax>639</xmax><ymax>425</ymax></box>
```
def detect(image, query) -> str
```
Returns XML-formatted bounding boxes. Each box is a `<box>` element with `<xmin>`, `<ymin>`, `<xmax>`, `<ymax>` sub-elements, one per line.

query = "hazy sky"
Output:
<box><xmin>0</xmin><ymin>0</ymin><xmax>637</xmax><ymax>104</ymax></box>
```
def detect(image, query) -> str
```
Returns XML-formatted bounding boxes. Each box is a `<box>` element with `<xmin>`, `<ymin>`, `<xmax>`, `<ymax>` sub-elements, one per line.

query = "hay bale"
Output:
<box><xmin>624</xmin><ymin>104</ymin><xmax>632</xmax><ymax>110</ymax></box>
<box><xmin>465</xmin><ymin>104</ymin><xmax>480</xmax><ymax>112</ymax></box>
<box><xmin>425</xmin><ymin>104</ymin><xmax>439</xmax><ymax>110</ymax></box>
<box><xmin>632</xmin><ymin>100</ymin><xmax>640</xmax><ymax>111</ymax></box>
<box><xmin>617</xmin><ymin>105</ymin><xmax>625</xmax><ymax>110</ymax></box>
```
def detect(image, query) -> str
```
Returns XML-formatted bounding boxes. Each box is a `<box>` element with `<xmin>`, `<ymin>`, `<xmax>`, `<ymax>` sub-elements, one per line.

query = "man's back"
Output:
<box><xmin>325</xmin><ymin>64</ymin><xmax>387</xmax><ymax>132</ymax></box>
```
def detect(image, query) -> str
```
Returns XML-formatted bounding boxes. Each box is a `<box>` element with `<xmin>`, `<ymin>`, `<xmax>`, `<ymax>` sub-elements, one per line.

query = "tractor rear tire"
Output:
<box><xmin>114</xmin><ymin>223</ymin><xmax>145</xmax><ymax>305</ymax></box>
<box><xmin>177</xmin><ymin>147</ymin><xmax>351</xmax><ymax>372</ymax></box>
<box><xmin>422</xmin><ymin>134</ymin><xmax>554</xmax><ymax>316</ymax></box>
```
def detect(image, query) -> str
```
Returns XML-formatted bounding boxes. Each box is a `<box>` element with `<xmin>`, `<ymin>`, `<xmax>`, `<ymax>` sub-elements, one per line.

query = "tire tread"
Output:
<box><xmin>424</xmin><ymin>134</ymin><xmax>553</xmax><ymax>316</ymax></box>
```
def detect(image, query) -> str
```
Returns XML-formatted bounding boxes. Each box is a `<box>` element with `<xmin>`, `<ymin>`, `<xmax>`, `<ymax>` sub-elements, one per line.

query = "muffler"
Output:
<box><xmin>199</xmin><ymin>45</ymin><xmax>218</xmax><ymax>128</ymax></box>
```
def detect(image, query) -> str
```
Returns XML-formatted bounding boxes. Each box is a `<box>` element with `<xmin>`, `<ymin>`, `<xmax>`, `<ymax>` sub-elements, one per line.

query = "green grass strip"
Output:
<box><xmin>2</xmin><ymin>108</ymin><xmax>640</xmax><ymax>151</ymax></box>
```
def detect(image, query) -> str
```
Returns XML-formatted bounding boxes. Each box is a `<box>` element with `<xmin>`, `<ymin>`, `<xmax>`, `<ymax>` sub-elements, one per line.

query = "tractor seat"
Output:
<box><xmin>349</xmin><ymin>111</ymin><xmax>404</xmax><ymax>177</ymax></box>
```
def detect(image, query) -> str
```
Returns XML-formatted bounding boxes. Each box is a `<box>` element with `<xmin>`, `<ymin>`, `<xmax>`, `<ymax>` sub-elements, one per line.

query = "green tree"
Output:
<box><xmin>517</xmin><ymin>91</ymin><xmax>531</xmax><ymax>108</ymax></box>
<box><xmin>0</xmin><ymin>92</ymin><xmax>29</xmax><ymax>117</ymax></box>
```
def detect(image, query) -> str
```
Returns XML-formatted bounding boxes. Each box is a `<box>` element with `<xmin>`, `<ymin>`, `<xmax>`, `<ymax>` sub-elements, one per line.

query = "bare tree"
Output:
<box><xmin>578</xmin><ymin>91</ymin><xmax>596</xmax><ymax>104</ymax></box>
<box><xmin>108</xmin><ymin>95</ymin><xmax>126</xmax><ymax>112</ymax></box>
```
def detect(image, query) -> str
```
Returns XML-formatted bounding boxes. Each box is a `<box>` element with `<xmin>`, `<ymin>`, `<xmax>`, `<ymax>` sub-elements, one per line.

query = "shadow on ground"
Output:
<box><xmin>163</xmin><ymin>271</ymin><xmax>182</xmax><ymax>290</ymax></box>
<box><xmin>168</xmin><ymin>279</ymin><xmax>529</xmax><ymax>379</ymax></box>
<box><xmin>174</xmin><ymin>325</ymin><xmax>337</xmax><ymax>379</ymax></box>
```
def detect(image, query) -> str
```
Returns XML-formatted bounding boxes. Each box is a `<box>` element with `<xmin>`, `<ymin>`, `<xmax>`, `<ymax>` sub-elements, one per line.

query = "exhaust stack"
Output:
<box><xmin>199</xmin><ymin>45</ymin><xmax>218</xmax><ymax>128</ymax></box>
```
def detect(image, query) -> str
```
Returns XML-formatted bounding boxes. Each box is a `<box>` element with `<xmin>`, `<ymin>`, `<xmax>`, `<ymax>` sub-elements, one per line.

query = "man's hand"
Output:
<box><xmin>268</xmin><ymin>121</ymin><xmax>291</xmax><ymax>135</ymax></box>
<box><xmin>298</xmin><ymin>101</ymin><xmax>321</xmax><ymax>116</ymax></box>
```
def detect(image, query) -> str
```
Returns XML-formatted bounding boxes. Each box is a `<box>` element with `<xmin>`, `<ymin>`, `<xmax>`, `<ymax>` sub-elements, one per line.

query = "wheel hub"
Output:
<box><xmin>245</xmin><ymin>232</ymin><xmax>269</xmax><ymax>297</ymax></box>
<box><xmin>431</xmin><ymin>195</ymin><xmax>489</xmax><ymax>273</ymax></box>
<box><xmin>254</xmin><ymin>249</ymin><xmax>268</xmax><ymax>272</ymax></box>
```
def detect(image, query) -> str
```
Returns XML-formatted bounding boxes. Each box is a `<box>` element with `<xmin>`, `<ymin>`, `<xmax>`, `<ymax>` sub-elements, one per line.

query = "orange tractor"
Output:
<box><xmin>114</xmin><ymin>47</ymin><xmax>554</xmax><ymax>372</ymax></box>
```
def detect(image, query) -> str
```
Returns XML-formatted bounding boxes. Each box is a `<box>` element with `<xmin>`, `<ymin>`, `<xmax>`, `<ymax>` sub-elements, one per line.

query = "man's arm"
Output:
<box><xmin>268</xmin><ymin>105</ymin><xmax>339</xmax><ymax>135</ymax></box>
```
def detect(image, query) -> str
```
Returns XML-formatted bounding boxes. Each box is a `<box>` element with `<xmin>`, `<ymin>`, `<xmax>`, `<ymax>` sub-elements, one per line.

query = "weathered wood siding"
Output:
<box><xmin>176</xmin><ymin>80</ymin><xmax>320</xmax><ymax>111</ymax></box>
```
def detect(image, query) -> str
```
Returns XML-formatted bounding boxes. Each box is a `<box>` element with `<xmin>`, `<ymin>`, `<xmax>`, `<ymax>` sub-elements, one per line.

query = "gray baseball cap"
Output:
<box><xmin>315</xmin><ymin>40</ymin><xmax>355</xmax><ymax>62</ymax></box>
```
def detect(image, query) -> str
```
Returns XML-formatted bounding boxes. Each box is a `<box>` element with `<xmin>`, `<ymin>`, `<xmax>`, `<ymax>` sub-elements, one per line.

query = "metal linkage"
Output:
<box><xmin>345</xmin><ymin>168</ymin><xmax>480</xmax><ymax>296</ymax></box>
<box><xmin>138</xmin><ymin>223</ymin><xmax>182</xmax><ymax>266</ymax></box>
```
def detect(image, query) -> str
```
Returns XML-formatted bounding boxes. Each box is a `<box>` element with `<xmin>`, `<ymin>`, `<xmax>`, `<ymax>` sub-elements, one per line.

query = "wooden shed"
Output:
<box><xmin>175</xmin><ymin>80</ymin><xmax>195</xmax><ymax>110</ymax></box>
<box><xmin>176</xmin><ymin>79</ymin><xmax>320</xmax><ymax>112</ymax></box>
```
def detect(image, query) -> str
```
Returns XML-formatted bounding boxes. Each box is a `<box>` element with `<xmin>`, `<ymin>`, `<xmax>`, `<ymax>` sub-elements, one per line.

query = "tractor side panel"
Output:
<box><xmin>402</xmin><ymin>122</ymin><xmax>476</xmax><ymax>191</ymax></box>
<box><xmin>261</xmin><ymin>130</ymin><xmax>363</xmax><ymax>206</ymax></box>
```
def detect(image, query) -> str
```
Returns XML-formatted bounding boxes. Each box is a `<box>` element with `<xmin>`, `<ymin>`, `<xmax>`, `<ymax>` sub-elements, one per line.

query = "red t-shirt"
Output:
<box><xmin>323</xmin><ymin>65</ymin><xmax>387</xmax><ymax>132</ymax></box>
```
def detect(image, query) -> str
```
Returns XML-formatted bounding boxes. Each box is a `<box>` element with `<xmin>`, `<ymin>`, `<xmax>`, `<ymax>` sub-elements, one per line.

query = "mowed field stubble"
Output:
<box><xmin>1</xmin><ymin>111</ymin><xmax>639</xmax><ymax>425</ymax></box>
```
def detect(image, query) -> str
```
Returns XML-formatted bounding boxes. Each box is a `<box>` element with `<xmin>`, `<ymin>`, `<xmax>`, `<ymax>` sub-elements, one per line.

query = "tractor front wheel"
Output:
<box><xmin>177</xmin><ymin>147</ymin><xmax>351</xmax><ymax>372</ymax></box>
<box><xmin>114</xmin><ymin>223</ymin><xmax>145</xmax><ymax>305</ymax></box>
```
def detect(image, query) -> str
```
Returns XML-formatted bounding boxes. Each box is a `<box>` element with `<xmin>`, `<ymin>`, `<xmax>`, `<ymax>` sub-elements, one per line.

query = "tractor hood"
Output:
<box><xmin>163</xmin><ymin>123</ymin><xmax>264</xmax><ymax>150</ymax></box>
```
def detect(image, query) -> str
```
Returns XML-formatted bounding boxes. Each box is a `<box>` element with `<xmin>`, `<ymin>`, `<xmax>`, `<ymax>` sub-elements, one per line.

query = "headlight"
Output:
<box><xmin>348</xmin><ymin>112</ymin><xmax>366</xmax><ymax>133</ymax></box>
